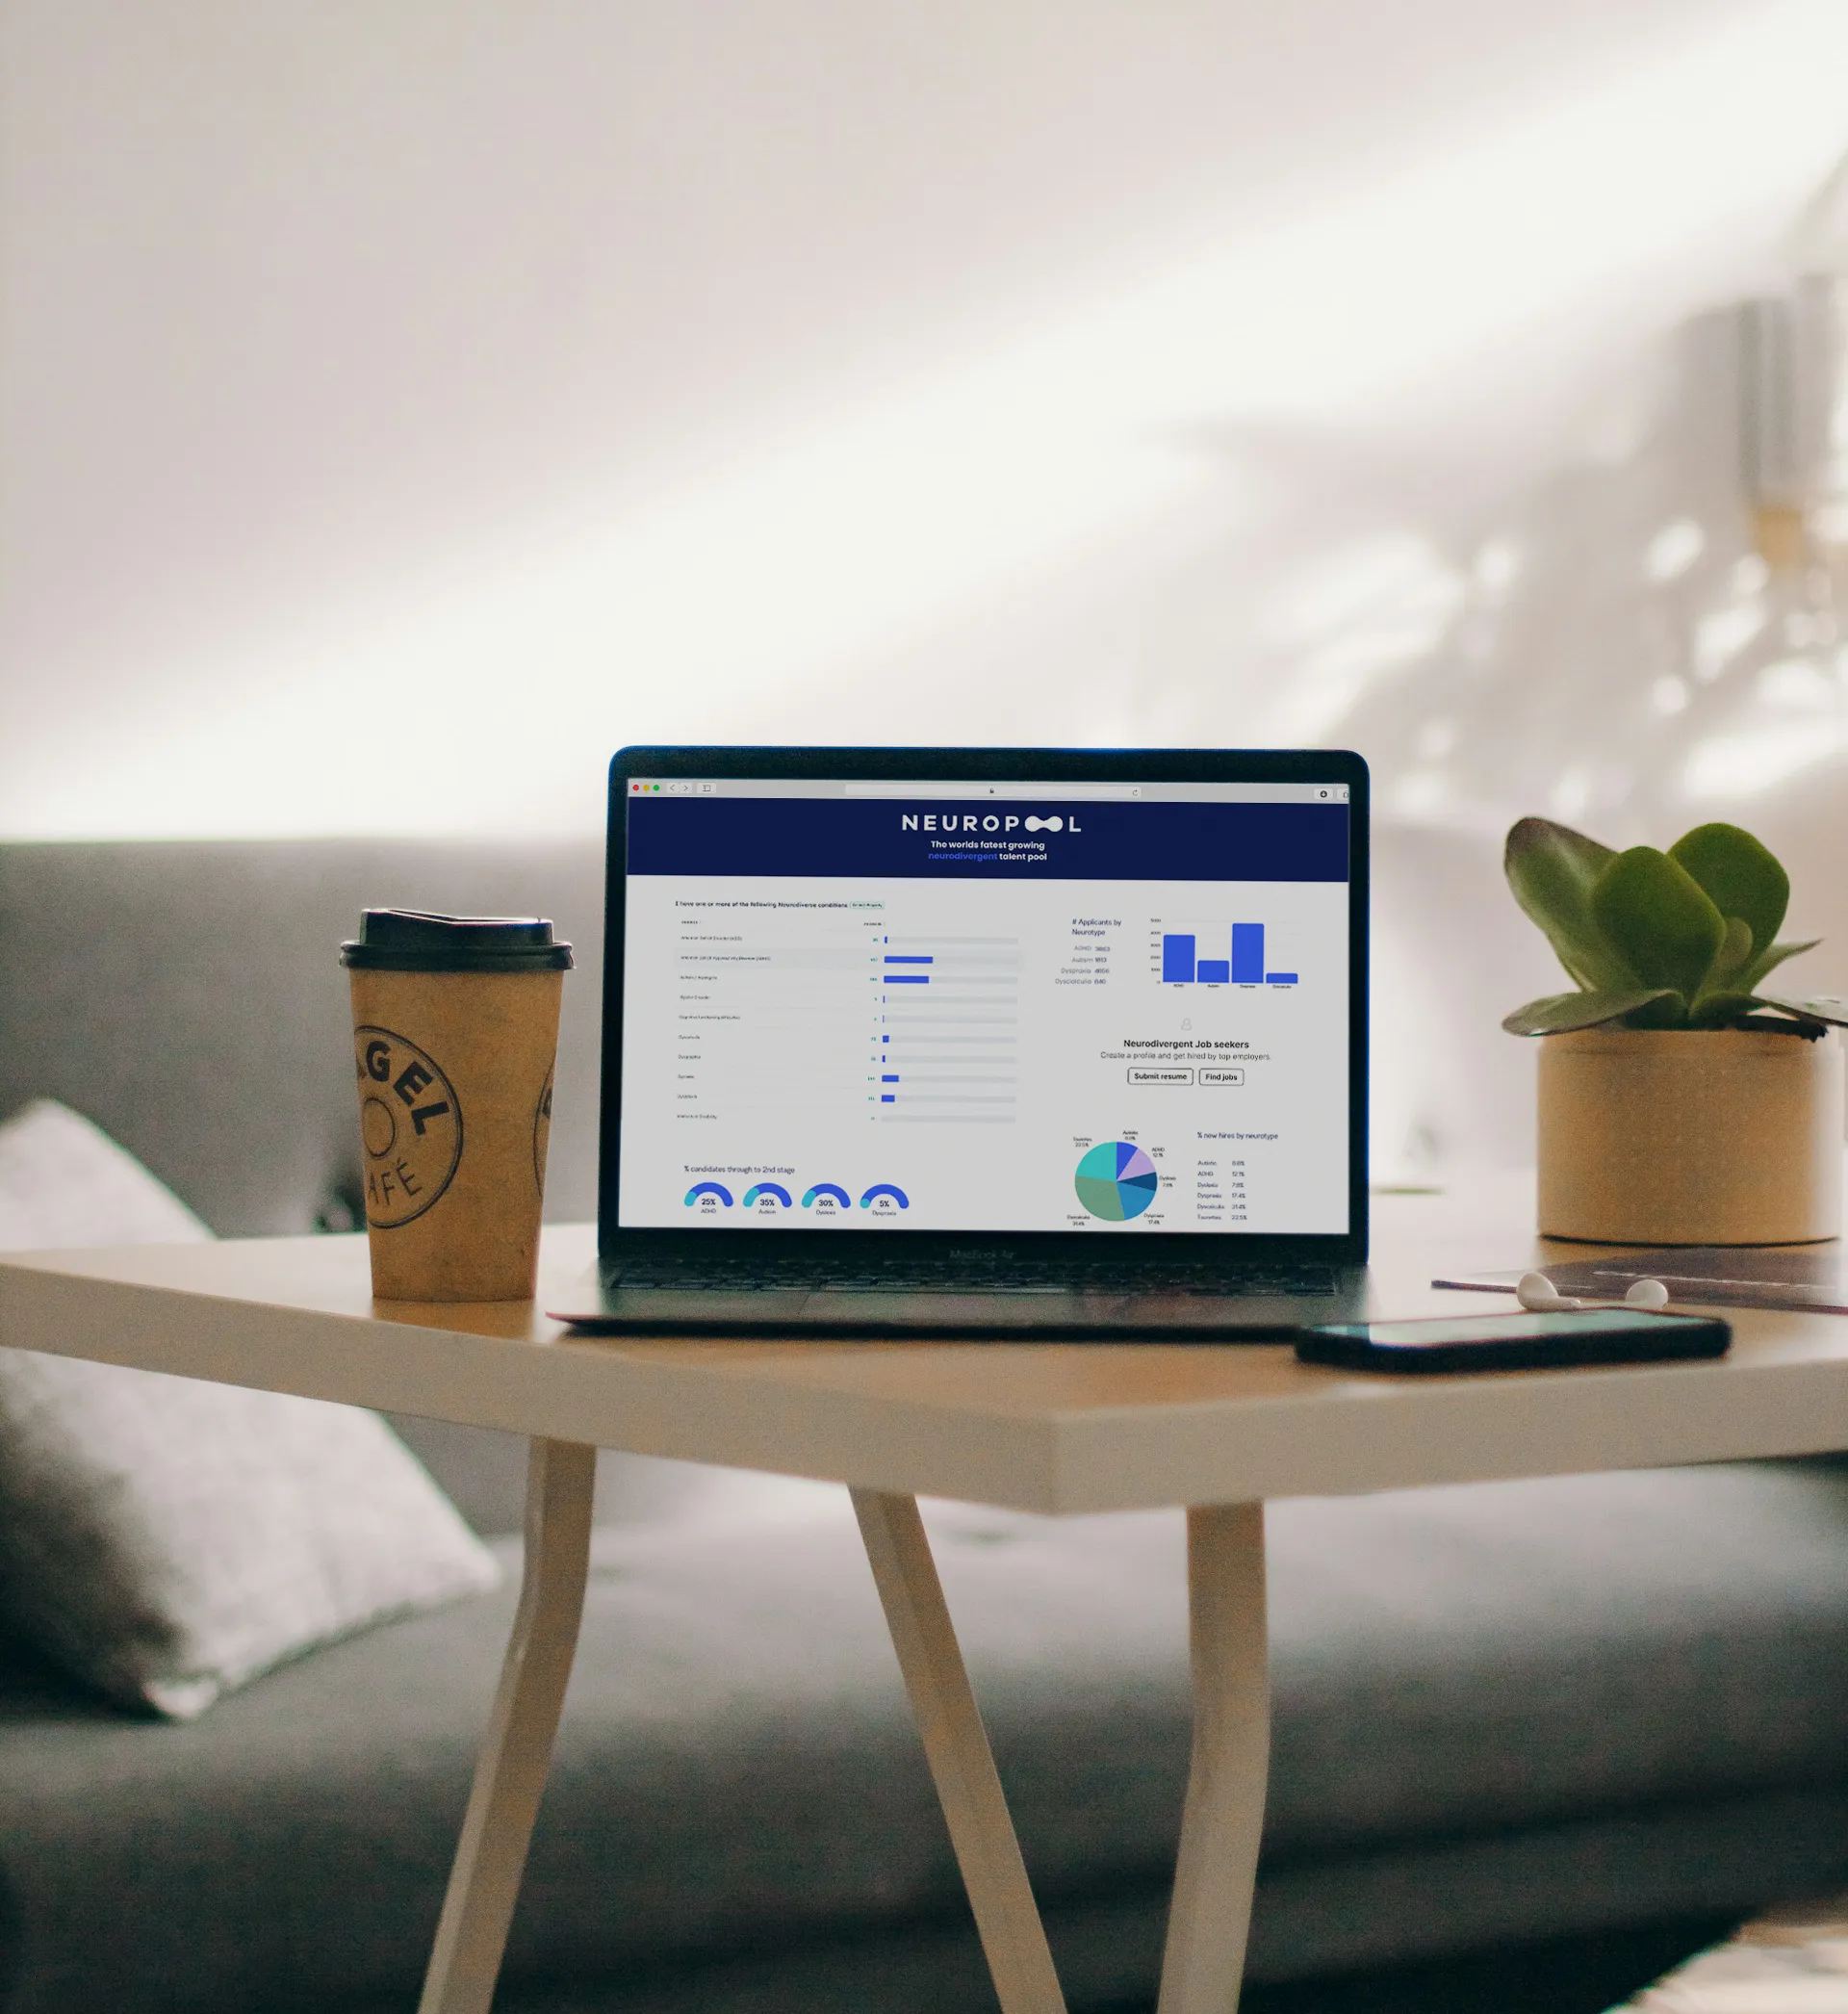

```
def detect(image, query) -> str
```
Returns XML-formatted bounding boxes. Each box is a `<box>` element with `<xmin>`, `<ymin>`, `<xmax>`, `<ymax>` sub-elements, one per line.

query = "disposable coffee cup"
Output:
<box><xmin>341</xmin><ymin>910</ymin><xmax>573</xmax><ymax>1302</ymax></box>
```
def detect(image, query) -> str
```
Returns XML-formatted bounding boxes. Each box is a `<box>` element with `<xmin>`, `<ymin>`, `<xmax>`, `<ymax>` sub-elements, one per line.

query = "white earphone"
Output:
<box><xmin>1516</xmin><ymin>1270</ymin><xmax>1669</xmax><ymax>1313</ymax></box>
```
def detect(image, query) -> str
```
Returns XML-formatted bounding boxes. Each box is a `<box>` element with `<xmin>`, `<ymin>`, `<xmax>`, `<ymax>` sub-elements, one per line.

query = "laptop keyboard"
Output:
<box><xmin>609</xmin><ymin>1255</ymin><xmax>1338</xmax><ymax>1297</ymax></box>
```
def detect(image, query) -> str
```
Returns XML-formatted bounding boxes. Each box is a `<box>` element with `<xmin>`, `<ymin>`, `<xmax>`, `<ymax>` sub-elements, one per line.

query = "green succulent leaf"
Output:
<box><xmin>1741</xmin><ymin>936</ymin><xmax>1821</xmax><ymax>993</ymax></box>
<box><xmin>1588</xmin><ymin>847</ymin><xmax>1726</xmax><ymax>999</ymax></box>
<box><xmin>1502</xmin><ymin>987</ymin><xmax>1681</xmax><ymax>1036</ymax></box>
<box><xmin>1757</xmin><ymin>992</ymin><xmax>1848</xmax><ymax>1028</ymax></box>
<box><xmin>1707</xmin><ymin>915</ymin><xmax>1755</xmax><ymax>986</ymax></box>
<box><xmin>1503</xmin><ymin>818</ymin><xmax>1637</xmax><ymax>991</ymax></box>
<box><xmin>1670</xmin><ymin>823</ymin><xmax>1789</xmax><ymax>962</ymax></box>
<box><xmin>1503</xmin><ymin>815</ymin><xmax>1825</xmax><ymax>1038</ymax></box>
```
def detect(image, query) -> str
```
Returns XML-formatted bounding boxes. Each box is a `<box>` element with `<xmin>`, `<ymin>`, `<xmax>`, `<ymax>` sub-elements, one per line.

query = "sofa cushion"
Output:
<box><xmin>0</xmin><ymin>1346</ymin><xmax>503</xmax><ymax>1720</ymax></box>
<box><xmin>0</xmin><ymin>1098</ymin><xmax>500</xmax><ymax>1717</ymax></box>
<box><xmin>0</xmin><ymin>1098</ymin><xmax>211</xmax><ymax>1250</ymax></box>
<box><xmin>3</xmin><ymin>1460</ymin><xmax>1848</xmax><ymax>2012</ymax></box>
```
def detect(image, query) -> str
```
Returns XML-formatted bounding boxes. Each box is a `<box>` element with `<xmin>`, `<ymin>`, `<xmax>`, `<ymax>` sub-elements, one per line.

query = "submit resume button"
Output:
<box><xmin>1198</xmin><ymin>1067</ymin><xmax>1246</xmax><ymax>1086</ymax></box>
<box><xmin>1127</xmin><ymin>1067</ymin><xmax>1194</xmax><ymax>1085</ymax></box>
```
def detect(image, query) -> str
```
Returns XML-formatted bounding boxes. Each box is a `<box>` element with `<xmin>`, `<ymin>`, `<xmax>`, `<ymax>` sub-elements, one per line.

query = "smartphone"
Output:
<box><xmin>1296</xmin><ymin>1308</ymin><xmax>1731</xmax><ymax>1374</ymax></box>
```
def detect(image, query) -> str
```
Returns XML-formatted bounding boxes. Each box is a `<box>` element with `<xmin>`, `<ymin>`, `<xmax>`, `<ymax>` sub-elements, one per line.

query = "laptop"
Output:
<box><xmin>551</xmin><ymin>746</ymin><xmax>1370</xmax><ymax>1338</ymax></box>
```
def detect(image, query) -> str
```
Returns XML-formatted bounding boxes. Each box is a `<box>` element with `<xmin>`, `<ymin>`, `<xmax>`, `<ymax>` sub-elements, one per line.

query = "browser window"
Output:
<box><xmin>619</xmin><ymin>778</ymin><xmax>1350</xmax><ymax>1234</ymax></box>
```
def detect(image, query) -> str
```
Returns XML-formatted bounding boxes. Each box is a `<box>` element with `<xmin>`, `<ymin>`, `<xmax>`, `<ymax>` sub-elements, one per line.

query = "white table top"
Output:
<box><xmin>5</xmin><ymin>1182</ymin><xmax>1848</xmax><ymax>1513</ymax></box>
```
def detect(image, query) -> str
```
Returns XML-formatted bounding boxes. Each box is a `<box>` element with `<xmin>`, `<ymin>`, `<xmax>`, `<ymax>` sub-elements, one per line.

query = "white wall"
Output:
<box><xmin>7</xmin><ymin>0</ymin><xmax>1848</xmax><ymax>1174</ymax></box>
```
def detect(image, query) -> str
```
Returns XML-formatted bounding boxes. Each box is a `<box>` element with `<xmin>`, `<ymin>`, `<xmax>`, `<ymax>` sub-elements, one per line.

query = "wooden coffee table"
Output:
<box><xmin>7</xmin><ymin>1186</ymin><xmax>1848</xmax><ymax>2014</ymax></box>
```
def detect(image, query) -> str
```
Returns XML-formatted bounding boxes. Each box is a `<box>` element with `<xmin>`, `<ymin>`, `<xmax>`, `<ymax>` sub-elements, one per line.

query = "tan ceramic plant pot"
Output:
<box><xmin>1537</xmin><ymin>1027</ymin><xmax>1844</xmax><ymax>1244</ymax></box>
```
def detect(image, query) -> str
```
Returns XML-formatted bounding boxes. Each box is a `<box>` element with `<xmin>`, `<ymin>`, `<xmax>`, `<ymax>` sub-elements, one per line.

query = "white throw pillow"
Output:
<box><xmin>0</xmin><ymin>1097</ymin><xmax>213</xmax><ymax>1249</ymax></box>
<box><xmin>0</xmin><ymin>1099</ymin><xmax>500</xmax><ymax>1717</ymax></box>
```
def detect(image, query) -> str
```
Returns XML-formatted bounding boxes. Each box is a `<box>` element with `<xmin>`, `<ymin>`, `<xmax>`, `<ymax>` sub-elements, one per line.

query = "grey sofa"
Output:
<box><xmin>5</xmin><ymin>839</ymin><xmax>1848</xmax><ymax>2014</ymax></box>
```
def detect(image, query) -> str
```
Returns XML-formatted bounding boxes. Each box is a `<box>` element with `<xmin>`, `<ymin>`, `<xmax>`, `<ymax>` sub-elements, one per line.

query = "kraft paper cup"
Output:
<box><xmin>342</xmin><ymin>910</ymin><xmax>572</xmax><ymax>1302</ymax></box>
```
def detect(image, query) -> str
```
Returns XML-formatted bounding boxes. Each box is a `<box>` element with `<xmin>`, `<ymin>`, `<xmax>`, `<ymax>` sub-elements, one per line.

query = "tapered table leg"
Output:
<box><xmin>1157</xmin><ymin>1502</ymin><xmax>1270</xmax><ymax>2014</ymax></box>
<box><xmin>852</xmin><ymin>1487</ymin><xmax>1068</xmax><ymax>2014</ymax></box>
<box><xmin>419</xmin><ymin>1436</ymin><xmax>598</xmax><ymax>2014</ymax></box>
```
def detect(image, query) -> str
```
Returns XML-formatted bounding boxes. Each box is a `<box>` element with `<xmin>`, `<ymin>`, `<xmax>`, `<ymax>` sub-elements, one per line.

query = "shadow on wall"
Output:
<box><xmin>1330</xmin><ymin>303</ymin><xmax>1848</xmax><ymax>1179</ymax></box>
<box><xmin>1328</xmin><ymin>303</ymin><xmax>1848</xmax><ymax>906</ymax></box>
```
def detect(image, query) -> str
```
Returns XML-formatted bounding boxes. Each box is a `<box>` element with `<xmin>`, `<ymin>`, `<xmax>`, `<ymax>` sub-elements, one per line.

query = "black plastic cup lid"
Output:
<box><xmin>340</xmin><ymin>909</ymin><xmax>574</xmax><ymax>972</ymax></box>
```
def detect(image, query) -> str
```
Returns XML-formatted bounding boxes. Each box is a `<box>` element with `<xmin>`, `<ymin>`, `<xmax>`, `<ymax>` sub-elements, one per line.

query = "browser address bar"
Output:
<box><xmin>842</xmin><ymin>783</ymin><xmax>1142</xmax><ymax>799</ymax></box>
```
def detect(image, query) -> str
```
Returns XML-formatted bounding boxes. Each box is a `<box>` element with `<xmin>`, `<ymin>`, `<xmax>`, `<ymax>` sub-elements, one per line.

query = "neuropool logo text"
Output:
<box><xmin>900</xmin><ymin>812</ymin><xmax>1082</xmax><ymax>833</ymax></box>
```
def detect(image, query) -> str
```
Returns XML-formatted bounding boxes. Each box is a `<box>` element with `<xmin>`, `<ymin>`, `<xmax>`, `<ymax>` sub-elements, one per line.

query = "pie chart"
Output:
<box><xmin>1074</xmin><ymin>1141</ymin><xmax>1159</xmax><ymax>1221</ymax></box>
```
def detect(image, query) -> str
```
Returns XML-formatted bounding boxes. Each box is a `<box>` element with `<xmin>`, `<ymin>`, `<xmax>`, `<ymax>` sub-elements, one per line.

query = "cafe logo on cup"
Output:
<box><xmin>532</xmin><ymin>1068</ymin><xmax>553</xmax><ymax>1201</ymax></box>
<box><xmin>354</xmin><ymin>1025</ymin><xmax>463</xmax><ymax>1227</ymax></box>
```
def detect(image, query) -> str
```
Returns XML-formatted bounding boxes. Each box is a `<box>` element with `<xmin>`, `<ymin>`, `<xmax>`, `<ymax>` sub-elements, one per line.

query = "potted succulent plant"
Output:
<box><xmin>1503</xmin><ymin>818</ymin><xmax>1846</xmax><ymax>1244</ymax></box>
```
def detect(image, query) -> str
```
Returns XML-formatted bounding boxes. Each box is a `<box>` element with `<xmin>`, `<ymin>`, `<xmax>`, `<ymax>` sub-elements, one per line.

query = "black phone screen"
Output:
<box><xmin>1297</xmin><ymin>1309</ymin><xmax>1731</xmax><ymax>1373</ymax></box>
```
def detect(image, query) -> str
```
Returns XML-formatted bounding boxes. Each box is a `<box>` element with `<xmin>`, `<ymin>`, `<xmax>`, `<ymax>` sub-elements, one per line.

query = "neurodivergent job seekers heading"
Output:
<box><xmin>628</xmin><ymin>795</ymin><xmax>1349</xmax><ymax>882</ymax></box>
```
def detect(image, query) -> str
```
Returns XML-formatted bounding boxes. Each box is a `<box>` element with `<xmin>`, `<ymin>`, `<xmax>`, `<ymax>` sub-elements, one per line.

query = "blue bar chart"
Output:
<box><xmin>1159</xmin><ymin>924</ymin><xmax>1297</xmax><ymax>986</ymax></box>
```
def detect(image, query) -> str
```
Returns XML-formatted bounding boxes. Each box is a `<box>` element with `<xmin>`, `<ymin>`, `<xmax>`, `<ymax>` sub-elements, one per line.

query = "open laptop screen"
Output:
<box><xmin>615</xmin><ymin>774</ymin><xmax>1352</xmax><ymax>1237</ymax></box>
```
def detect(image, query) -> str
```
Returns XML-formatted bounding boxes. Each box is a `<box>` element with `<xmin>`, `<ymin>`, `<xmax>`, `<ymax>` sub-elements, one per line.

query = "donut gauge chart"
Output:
<box><xmin>860</xmin><ymin>1184</ymin><xmax>909</xmax><ymax>1209</ymax></box>
<box><xmin>1074</xmin><ymin>1143</ymin><xmax>1158</xmax><ymax>1222</ymax></box>
<box><xmin>742</xmin><ymin>1183</ymin><xmax>792</xmax><ymax>1208</ymax></box>
<box><xmin>803</xmin><ymin>1184</ymin><xmax>851</xmax><ymax>1208</ymax></box>
<box><xmin>683</xmin><ymin>1182</ymin><xmax>733</xmax><ymax>1207</ymax></box>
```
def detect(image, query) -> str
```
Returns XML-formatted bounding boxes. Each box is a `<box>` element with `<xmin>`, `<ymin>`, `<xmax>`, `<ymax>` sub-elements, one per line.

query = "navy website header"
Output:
<box><xmin>628</xmin><ymin>795</ymin><xmax>1348</xmax><ymax>882</ymax></box>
